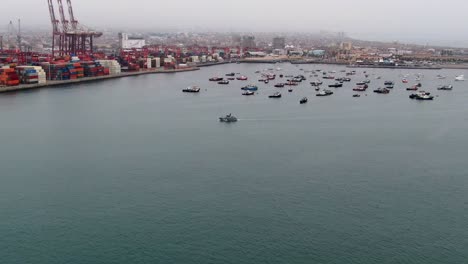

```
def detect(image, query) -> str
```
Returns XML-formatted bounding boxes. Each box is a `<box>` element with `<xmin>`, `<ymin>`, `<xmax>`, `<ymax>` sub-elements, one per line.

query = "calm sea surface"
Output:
<box><xmin>1</xmin><ymin>63</ymin><xmax>468</xmax><ymax>264</ymax></box>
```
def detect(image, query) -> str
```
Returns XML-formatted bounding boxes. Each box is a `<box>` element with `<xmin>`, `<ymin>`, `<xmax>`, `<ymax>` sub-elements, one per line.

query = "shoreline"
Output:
<box><xmin>0</xmin><ymin>67</ymin><xmax>200</xmax><ymax>93</ymax></box>
<box><xmin>346</xmin><ymin>65</ymin><xmax>442</xmax><ymax>70</ymax></box>
<box><xmin>2</xmin><ymin>60</ymin><xmax>467</xmax><ymax>93</ymax></box>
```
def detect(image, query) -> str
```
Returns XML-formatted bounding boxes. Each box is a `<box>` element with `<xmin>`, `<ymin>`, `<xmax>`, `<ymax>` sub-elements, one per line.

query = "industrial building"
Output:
<box><xmin>241</xmin><ymin>36</ymin><xmax>256</xmax><ymax>49</ymax></box>
<box><xmin>272</xmin><ymin>37</ymin><xmax>285</xmax><ymax>50</ymax></box>
<box><xmin>119</xmin><ymin>33</ymin><xmax>146</xmax><ymax>49</ymax></box>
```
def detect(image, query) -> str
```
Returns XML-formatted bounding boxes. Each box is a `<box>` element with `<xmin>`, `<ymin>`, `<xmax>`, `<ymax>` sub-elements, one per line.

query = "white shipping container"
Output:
<box><xmin>147</xmin><ymin>58</ymin><xmax>152</xmax><ymax>69</ymax></box>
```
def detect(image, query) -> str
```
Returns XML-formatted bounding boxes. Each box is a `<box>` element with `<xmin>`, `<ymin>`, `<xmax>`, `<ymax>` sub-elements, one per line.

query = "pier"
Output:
<box><xmin>0</xmin><ymin>67</ymin><xmax>200</xmax><ymax>93</ymax></box>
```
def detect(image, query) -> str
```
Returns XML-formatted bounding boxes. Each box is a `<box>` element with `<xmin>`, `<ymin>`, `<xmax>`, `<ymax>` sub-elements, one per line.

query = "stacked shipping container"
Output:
<box><xmin>16</xmin><ymin>66</ymin><xmax>47</xmax><ymax>84</ymax></box>
<box><xmin>95</xmin><ymin>60</ymin><xmax>121</xmax><ymax>75</ymax></box>
<box><xmin>0</xmin><ymin>67</ymin><xmax>20</xmax><ymax>86</ymax></box>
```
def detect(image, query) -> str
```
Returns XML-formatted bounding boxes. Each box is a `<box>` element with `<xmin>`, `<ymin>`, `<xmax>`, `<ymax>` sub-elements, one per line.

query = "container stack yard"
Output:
<box><xmin>0</xmin><ymin>0</ymin><xmax>200</xmax><ymax>92</ymax></box>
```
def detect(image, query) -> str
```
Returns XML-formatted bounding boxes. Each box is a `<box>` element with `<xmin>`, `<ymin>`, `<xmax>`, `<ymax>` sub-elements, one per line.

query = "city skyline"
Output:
<box><xmin>1</xmin><ymin>0</ymin><xmax>468</xmax><ymax>47</ymax></box>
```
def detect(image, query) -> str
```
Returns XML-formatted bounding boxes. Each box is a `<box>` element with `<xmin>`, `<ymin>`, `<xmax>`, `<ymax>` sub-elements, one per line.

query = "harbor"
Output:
<box><xmin>0</xmin><ymin>67</ymin><xmax>199</xmax><ymax>93</ymax></box>
<box><xmin>2</xmin><ymin>1</ymin><xmax>468</xmax><ymax>263</ymax></box>
<box><xmin>2</xmin><ymin>61</ymin><xmax>468</xmax><ymax>264</ymax></box>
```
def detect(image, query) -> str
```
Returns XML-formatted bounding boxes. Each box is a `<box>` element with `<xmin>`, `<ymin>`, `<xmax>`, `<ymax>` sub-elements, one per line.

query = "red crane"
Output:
<box><xmin>47</xmin><ymin>0</ymin><xmax>102</xmax><ymax>57</ymax></box>
<box><xmin>66</xmin><ymin>0</ymin><xmax>78</xmax><ymax>31</ymax></box>
<box><xmin>56</xmin><ymin>0</ymin><xmax>69</xmax><ymax>33</ymax></box>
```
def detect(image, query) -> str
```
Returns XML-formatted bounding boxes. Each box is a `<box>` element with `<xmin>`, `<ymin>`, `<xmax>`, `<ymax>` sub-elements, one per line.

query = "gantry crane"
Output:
<box><xmin>47</xmin><ymin>0</ymin><xmax>102</xmax><ymax>57</ymax></box>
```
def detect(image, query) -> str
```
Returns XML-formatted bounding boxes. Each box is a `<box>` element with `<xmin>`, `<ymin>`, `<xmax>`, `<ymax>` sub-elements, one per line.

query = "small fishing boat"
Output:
<box><xmin>373</xmin><ymin>88</ymin><xmax>390</xmax><ymax>94</ymax></box>
<box><xmin>209</xmin><ymin>77</ymin><xmax>223</xmax><ymax>81</ymax></box>
<box><xmin>219</xmin><ymin>114</ymin><xmax>238</xmax><ymax>122</ymax></box>
<box><xmin>237</xmin><ymin>76</ymin><xmax>248</xmax><ymax>81</ymax></box>
<box><xmin>328</xmin><ymin>83</ymin><xmax>343</xmax><ymax>88</ymax></box>
<box><xmin>316</xmin><ymin>90</ymin><xmax>334</xmax><ymax>96</ymax></box>
<box><xmin>300</xmin><ymin>97</ymin><xmax>308</xmax><ymax>104</ymax></box>
<box><xmin>269</xmin><ymin>92</ymin><xmax>282</xmax><ymax>98</ymax></box>
<box><xmin>242</xmin><ymin>91</ymin><xmax>255</xmax><ymax>96</ymax></box>
<box><xmin>409</xmin><ymin>91</ymin><xmax>434</xmax><ymax>100</ymax></box>
<box><xmin>437</xmin><ymin>85</ymin><xmax>453</xmax><ymax>90</ymax></box>
<box><xmin>310</xmin><ymin>81</ymin><xmax>323</xmax><ymax>86</ymax></box>
<box><xmin>241</xmin><ymin>85</ymin><xmax>258</xmax><ymax>91</ymax></box>
<box><xmin>218</xmin><ymin>80</ymin><xmax>229</xmax><ymax>85</ymax></box>
<box><xmin>182</xmin><ymin>86</ymin><xmax>201</xmax><ymax>93</ymax></box>
<box><xmin>274</xmin><ymin>83</ymin><xmax>285</xmax><ymax>88</ymax></box>
<box><xmin>353</xmin><ymin>86</ymin><xmax>367</xmax><ymax>91</ymax></box>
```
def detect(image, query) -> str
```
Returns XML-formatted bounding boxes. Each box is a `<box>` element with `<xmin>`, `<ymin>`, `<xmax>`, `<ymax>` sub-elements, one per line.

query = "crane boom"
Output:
<box><xmin>66</xmin><ymin>0</ymin><xmax>78</xmax><ymax>31</ymax></box>
<box><xmin>56</xmin><ymin>0</ymin><xmax>69</xmax><ymax>33</ymax></box>
<box><xmin>47</xmin><ymin>0</ymin><xmax>60</xmax><ymax>33</ymax></box>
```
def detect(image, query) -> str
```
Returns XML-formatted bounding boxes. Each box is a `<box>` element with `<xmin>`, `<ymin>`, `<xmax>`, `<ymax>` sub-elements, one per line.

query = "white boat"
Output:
<box><xmin>182</xmin><ymin>86</ymin><xmax>201</xmax><ymax>93</ymax></box>
<box><xmin>455</xmin><ymin>75</ymin><xmax>465</xmax><ymax>81</ymax></box>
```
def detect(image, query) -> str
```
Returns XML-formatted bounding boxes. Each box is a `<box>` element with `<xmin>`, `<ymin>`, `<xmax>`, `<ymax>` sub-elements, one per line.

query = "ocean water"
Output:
<box><xmin>1</xmin><ymin>63</ymin><xmax>468</xmax><ymax>264</ymax></box>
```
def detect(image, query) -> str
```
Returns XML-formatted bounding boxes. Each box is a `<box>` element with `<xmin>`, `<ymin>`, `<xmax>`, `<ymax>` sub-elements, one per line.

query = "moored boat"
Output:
<box><xmin>182</xmin><ymin>86</ymin><xmax>201</xmax><ymax>93</ymax></box>
<box><xmin>242</xmin><ymin>91</ymin><xmax>255</xmax><ymax>96</ymax></box>
<box><xmin>409</xmin><ymin>91</ymin><xmax>434</xmax><ymax>100</ymax></box>
<box><xmin>209</xmin><ymin>77</ymin><xmax>223</xmax><ymax>81</ymax></box>
<box><xmin>219</xmin><ymin>114</ymin><xmax>238</xmax><ymax>122</ymax></box>
<box><xmin>437</xmin><ymin>85</ymin><xmax>453</xmax><ymax>90</ymax></box>
<box><xmin>218</xmin><ymin>80</ymin><xmax>229</xmax><ymax>85</ymax></box>
<box><xmin>329</xmin><ymin>83</ymin><xmax>343</xmax><ymax>88</ymax></box>
<box><xmin>373</xmin><ymin>88</ymin><xmax>390</xmax><ymax>94</ymax></box>
<box><xmin>300</xmin><ymin>97</ymin><xmax>308</xmax><ymax>104</ymax></box>
<box><xmin>353</xmin><ymin>86</ymin><xmax>367</xmax><ymax>91</ymax></box>
<box><xmin>269</xmin><ymin>92</ymin><xmax>282</xmax><ymax>98</ymax></box>
<box><xmin>310</xmin><ymin>81</ymin><xmax>323</xmax><ymax>86</ymax></box>
<box><xmin>316</xmin><ymin>90</ymin><xmax>334</xmax><ymax>96</ymax></box>
<box><xmin>241</xmin><ymin>84</ymin><xmax>258</xmax><ymax>91</ymax></box>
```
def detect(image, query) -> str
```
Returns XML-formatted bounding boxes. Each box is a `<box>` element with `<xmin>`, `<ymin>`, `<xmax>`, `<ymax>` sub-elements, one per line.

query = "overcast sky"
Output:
<box><xmin>3</xmin><ymin>0</ymin><xmax>468</xmax><ymax>47</ymax></box>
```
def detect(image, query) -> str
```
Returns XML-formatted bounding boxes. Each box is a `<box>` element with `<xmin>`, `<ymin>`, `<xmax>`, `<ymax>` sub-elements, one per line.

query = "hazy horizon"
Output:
<box><xmin>2</xmin><ymin>0</ymin><xmax>468</xmax><ymax>47</ymax></box>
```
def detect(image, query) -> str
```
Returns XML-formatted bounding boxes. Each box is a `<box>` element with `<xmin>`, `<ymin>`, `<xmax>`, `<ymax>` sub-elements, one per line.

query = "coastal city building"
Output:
<box><xmin>272</xmin><ymin>37</ymin><xmax>286</xmax><ymax>50</ymax></box>
<box><xmin>241</xmin><ymin>35</ymin><xmax>256</xmax><ymax>49</ymax></box>
<box><xmin>119</xmin><ymin>33</ymin><xmax>146</xmax><ymax>49</ymax></box>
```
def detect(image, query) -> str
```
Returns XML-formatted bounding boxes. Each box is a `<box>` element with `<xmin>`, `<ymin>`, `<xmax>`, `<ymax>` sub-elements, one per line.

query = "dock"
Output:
<box><xmin>0</xmin><ymin>67</ymin><xmax>200</xmax><ymax>93</ymax></box>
